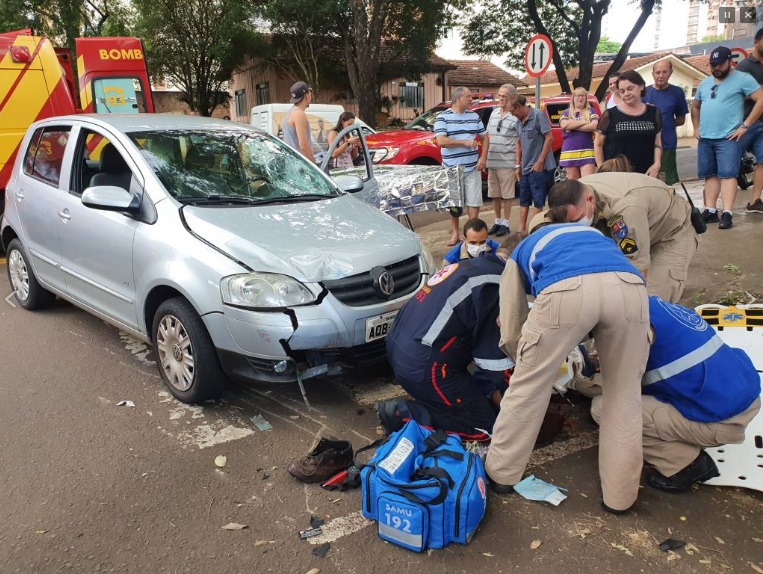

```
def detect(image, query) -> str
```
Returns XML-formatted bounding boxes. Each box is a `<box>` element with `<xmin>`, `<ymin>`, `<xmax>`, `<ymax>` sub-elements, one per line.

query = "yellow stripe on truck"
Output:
<box><xmin>0</xmin><ymin>37</ymin><xmax>62</xmax><ymax>170</ymax></box>
<box><xmin>76</xmin><ymin>54</ymin><xmax>92</xmax><ymax>111</ymax></box>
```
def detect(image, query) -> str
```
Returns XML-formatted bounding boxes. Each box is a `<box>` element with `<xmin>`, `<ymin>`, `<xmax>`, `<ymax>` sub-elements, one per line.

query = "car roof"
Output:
<box><xmin>37</xmin><ymin>114</ymin><xmax>254</xmax><ymax>133</ymax></box>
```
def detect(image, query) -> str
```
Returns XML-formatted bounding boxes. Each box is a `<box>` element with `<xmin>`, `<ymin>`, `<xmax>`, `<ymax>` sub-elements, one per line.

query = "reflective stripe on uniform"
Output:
<box><xmin>474</xmin><ymin>356</ymin><xmax>515</xmax><ymax>371</ymax></box>
<box><xmin>642</xmin><ymin>335</ymin><xmax>725</xmax><ymax>386</ymax></box>
<box><xmin>528</xmin><ymin>226</ymin><xmax>601</xmax><ymax>281</ymax></box>
<box><xmin>421</xmin><ymin>275</ymin><xmax>501</xmax><ymax>347</ymax></box>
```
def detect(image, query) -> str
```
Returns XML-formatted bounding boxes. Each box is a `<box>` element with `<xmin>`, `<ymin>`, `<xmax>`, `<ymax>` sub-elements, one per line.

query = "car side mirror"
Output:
<box><xmin>82</xmin><ymin>185</ymin><xmax>141</xmax><ymax>214</ymax></box>
<box><xmin>332</xmin><ymin>175</ymin><xmax>365</xmax><ymax>194</ymax></box>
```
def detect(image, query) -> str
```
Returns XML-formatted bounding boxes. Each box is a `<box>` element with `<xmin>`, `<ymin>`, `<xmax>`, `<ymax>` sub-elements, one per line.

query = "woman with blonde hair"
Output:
<box><xmin>558</xmin><ymin>87</ymin><xmax>599</xmax><ymax>180</ymax></box>
<box><xmin>598</xmin><ymin>154</ymin><xmax>632</xmax><ymax>173</ymax></box>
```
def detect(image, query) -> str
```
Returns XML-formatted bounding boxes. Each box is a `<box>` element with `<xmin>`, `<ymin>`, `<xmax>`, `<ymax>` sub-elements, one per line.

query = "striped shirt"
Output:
<box><xmin>485</xmin><ymin>107</ymin><xmax>518</xmax><ymax>169</ymax></box>
<box><xmin>434</xmin><ymin>108</ymin><xmax>486</xmax><ymax>173</ymax></box>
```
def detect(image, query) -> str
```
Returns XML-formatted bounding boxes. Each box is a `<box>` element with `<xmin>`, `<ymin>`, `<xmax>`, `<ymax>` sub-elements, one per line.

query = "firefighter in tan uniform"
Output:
<box><xmin>548</xmin><ymin>172</ymin><xmax>697</xmax><ymax>303</ymax></box>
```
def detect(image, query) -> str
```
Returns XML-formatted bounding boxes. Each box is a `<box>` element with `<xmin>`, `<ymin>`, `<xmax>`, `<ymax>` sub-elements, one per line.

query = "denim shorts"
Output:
<box><xmin>519</xmin><ymin>169</ymin><xmax>553</xmax><ymax>208</ymax></box>
<box><xmin>739</xmin><ymin>122</ymin><xmax>763</xmax><ymax>163</ymax></box>
<box><xmin>697</xmin><ymin>137</ymin><xmax>742</xmax><ymax>179</ymax></box>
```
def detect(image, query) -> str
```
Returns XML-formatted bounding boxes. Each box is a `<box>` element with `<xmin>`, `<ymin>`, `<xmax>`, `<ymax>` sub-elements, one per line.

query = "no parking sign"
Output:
<box><xmin>731</xmin><ymin>47</ymin><xmax>748</xmax><ymax>68</ymax></box>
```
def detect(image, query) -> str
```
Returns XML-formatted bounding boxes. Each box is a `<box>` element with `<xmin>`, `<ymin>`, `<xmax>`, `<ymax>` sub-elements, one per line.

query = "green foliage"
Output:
<box><xmin>700</xmin><ymin>33</ymin><xmax>725</xmax><ymax>45</ymax></box>
<box><xmin>596</xmin><ymin>36</ymin><xmax>622</xmax><ymax>54</ymax></box>
<box><xmin>134</xmin><ymin>0</ymin><xmax>264</xmax><ymax>116</ymax></box>
<box><xmin>461</xmin><ymin>0</ymin><xmax>580</xmax><ymax>70</ymax></box>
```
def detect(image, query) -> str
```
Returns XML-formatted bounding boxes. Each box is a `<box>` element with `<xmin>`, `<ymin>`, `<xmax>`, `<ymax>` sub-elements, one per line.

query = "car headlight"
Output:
<box><xmin>372</xmin><ymin>147</ymin><xmax>400</xmax><ymax>163</ymax></box>
<box><xmin>220</xmin><ymin>273</ymin><xmax>316</xmax><ymax>308</ymax></box>
<box><xmin>421</xmin><ymin>246</ymin><xmax>436</xmax><ymax>275</ymax></box>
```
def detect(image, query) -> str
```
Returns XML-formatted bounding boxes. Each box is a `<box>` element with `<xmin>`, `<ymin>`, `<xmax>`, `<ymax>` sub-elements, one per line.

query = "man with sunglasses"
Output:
<box><xmin>478</xmin><ymin>84</ymin><xmax>519</xmax><ymax>237</ymax></box>
<box><xmin>691</xmin><ymin>46</ymin><xmax>763</xmax><ymax>229</ymax></box>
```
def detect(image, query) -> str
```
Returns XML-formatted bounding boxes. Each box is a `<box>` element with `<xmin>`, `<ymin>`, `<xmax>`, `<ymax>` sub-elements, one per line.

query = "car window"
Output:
<box><xmin>544</xmin><ymin>103</ymin><xmax>568</xmax><ymax>126</ymax></box>
<box><xmin>22</xmin><ymin>127</ymin><xmax>70</xmax><ymax>187</ymax></box>
<box><xmin>474</xmin><ymin>106</ymin><xmax>496</xmax><ymax>129</ymax></box>
<box><xmin>404</xmin><ymin>107</ymin><xmax>447</xmax><ymax>131</ymax></box>
<box><xmin>73</xmin><ymin>130</ymin><xmax>135</xmax><ymax>194</ymax></box>
<box><xmin>128</xmin><ymin>129</ymin><xmax>341</xmax><ymax>202</ymax></box>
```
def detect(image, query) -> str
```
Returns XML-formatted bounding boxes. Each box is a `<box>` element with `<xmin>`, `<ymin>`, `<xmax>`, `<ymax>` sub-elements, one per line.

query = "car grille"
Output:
<box><xmin>323</xmin><ymin>256</ymin><xmax>422</xmax><ymax>307</ymax></box>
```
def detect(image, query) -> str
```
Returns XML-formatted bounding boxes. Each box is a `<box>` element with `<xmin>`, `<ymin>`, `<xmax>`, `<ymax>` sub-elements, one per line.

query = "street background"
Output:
<box><xmin>1</xmin><ymin>144</ymin><xmax>763</xmax><ymax>573</ymax></box>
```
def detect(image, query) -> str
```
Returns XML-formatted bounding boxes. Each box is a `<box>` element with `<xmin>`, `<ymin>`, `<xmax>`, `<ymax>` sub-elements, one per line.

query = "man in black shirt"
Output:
<box><xmin>737</xmin><ymin>28</ymin><xmax>763</xmax><ymax>214</ymax></box>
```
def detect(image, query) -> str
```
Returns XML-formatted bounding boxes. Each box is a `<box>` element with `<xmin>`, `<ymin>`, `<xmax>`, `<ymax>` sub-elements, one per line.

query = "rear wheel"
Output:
<box><xmin>6</xmin><ymin>239</ymin><xmax>55</xmax><ymax>310</ymax></box>
<box><xmin>153</xmin><ymin>297</ymin><xmax>225</xmax><ymax>403</ymax></box>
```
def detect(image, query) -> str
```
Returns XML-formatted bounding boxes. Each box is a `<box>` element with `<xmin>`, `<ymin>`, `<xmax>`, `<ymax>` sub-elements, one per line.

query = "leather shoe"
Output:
<box><xmin>487</xmin><ymin>223</ymin><xmax>501</xmax><ymax>235</ymax></box>
<box><xmin>488</xmin><ymin>478</ymin><xmax>515</xmax><ymax>495</ymax></box>
<box><xmin>601</xmin><ymin>501</ymin><xmax>632</xmax><ymax>515</ymax></box>
<box><xmin>288</xmin><ymin>438</ymin><xmax>353</xmax><ymax>483</ymax></box>
<box><xmin>648</xmin><ymin>451</ymin><xmax>720</xmax><ymax>494</ymax></box>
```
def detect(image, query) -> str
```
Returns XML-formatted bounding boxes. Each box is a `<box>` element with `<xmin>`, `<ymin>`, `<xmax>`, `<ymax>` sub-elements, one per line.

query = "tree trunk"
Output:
<box><xmin>345</xmin><ymin>0</ymin><xmax>386</xmax><ymax>128</ymax></box>
<box><xmin>594</xmin><ymin>0</ymin><xmax>656</xmax><ymax>101</ymax></box>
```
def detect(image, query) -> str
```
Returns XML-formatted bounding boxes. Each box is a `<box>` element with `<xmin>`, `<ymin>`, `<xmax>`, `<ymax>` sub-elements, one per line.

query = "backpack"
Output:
<box><xmin>359</xmin><ymin>420</ymin><xmax>488</xmax><ymax>552</ymax></box>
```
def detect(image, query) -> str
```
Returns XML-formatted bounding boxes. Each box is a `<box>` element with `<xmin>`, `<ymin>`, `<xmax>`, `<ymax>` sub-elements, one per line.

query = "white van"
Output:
<box><xmin>250</xmin><ymin>103</ymin><xmax>375</xmax><ymax>148</ymax></box>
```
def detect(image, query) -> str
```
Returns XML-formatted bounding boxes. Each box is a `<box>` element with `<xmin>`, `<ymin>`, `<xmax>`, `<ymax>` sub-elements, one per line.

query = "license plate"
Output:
<box><xmin>365</xmin><ymin>311</ymin><xmax>398</xmax><ymax>343</ymax></box>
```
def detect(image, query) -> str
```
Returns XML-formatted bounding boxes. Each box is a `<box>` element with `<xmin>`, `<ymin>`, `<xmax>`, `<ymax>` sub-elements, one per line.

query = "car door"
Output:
<box><xmin>11</xmin><ymin>125</ymin><xmax>72</xmax><ymax>293</ymax></box>
<box><xmin>321</xmin><ymin>124</ymin><xmax>380</xmax><ymax>208</ymax></box>
<box><xmin>56</xmin><ymin>125</ymin><xmax>141</xmax><ymax>330</ymax></box>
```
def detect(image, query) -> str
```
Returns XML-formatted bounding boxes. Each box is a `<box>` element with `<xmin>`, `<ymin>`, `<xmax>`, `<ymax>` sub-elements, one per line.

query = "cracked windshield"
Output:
<box><xmin>129</xmin><ymin>130</ymin><xmax>340</xmax><ymax>203</ymax></box>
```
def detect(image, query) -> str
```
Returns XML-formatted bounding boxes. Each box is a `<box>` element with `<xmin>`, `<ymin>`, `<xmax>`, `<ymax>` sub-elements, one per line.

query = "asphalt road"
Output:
<box><xmin>1</xmin><ymin>255</ymin><xmax>762</xmax><ymax>573</ymax></box>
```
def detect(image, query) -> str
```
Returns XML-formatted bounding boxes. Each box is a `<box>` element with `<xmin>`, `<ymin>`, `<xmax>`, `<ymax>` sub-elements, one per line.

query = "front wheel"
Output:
<box><xmin>153</xmin><ymin>297</ymin><xmax>225</xmax><ymax>403</ymax></box>
<box><xmin>6</xmin><ymin>239</ymin><xmax>55</xmax><ymax>310</ymax></box>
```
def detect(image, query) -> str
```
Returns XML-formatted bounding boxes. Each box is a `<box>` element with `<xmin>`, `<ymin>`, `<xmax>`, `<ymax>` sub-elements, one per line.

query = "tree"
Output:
<box><xmin>260</xmin><ymin>0</ymin><xmax>462</xmax><ymax>127</ymax></box>
<box><xmin>596</xmin><ymin>36</ymin><xmax>622</xmax><ymax>53</ymax></box>
<box><xmin>462</xmin><ymin>0</ymin><xmax>659</xmax><ymax>99</ymax></box>
<box><xmin>1</xmin><ymin>0</ymin><xmax>136</xmax><ymax>51</ymax></box>
<box><xmin>257</xmin><ymin>0</ymin><xmax>346</xmax><ymax>99</ymax></box>
<box><xmin>700</xmin><ymin>33</ymin><xmax>724</xmax><ymax>44</ymax></box>
<box><xmin>134</xmin><ymin>0</ymin><xmax>264</xmax><ymax>116</ymax></box>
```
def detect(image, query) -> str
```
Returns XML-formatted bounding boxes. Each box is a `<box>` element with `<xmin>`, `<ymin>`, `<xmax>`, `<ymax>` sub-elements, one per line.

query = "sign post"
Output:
<box><xmin>525</xmin><ymin>34</ymin><xmax>554</xmax><ymax>107</ymax></box>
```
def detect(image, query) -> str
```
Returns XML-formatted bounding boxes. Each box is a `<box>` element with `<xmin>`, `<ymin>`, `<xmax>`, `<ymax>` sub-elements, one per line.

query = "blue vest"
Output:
<box><xmin>511</xmin><ymin>223</ymin><xmax>643</xmax><ymax>296</ymax></box>
<box><xmin>644</xmin><ymin>297</ymin><xmax>760</xmax><ymax>422</ymax></box>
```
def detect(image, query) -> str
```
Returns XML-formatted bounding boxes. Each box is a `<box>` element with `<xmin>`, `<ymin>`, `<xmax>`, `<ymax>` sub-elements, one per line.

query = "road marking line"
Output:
<box><xmin>306</xmin><ymin>510</ymin><xmax>372</xmax><ymax>545</ymax></box>
<box><xmin>5</xmin><ymin>291</ymin><xmax>16</xmax><ymax>308</ymax></box>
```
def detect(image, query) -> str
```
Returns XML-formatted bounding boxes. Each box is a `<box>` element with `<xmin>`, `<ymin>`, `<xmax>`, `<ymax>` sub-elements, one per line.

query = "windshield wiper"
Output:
<box><xmin>246</xmin><ymin>194</ymin><xmax>337</xmax><ymax>206</ymax></box>
<box><xmin>179</xmin><ymin>195</ymin><xmax>256</xmax><ymax>205</ymax></box>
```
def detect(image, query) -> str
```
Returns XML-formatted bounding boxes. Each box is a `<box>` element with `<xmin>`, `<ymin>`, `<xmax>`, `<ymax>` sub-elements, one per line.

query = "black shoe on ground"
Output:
<box><xmin>648</xmin><ymin>451</ymin><xmax>720</xmax><ymax>494</ymax></box>
<box><xmin>287</xmin><ymin>438</ymin><xmax>354</xmax><ymax>483</ymax></box>
<box><xmin>374</xmin><ymin>400</ymin><xmax>406</xmax><ymax>436</ymax></box>
<box><xmin>488</xmin><ymin>478</ymin><xmax>515</xmax><ymax>495</ymax></box>
<box><xmin>601</xmin><ymin>501</ymin><xmax>632</xmax><ymax>515</ymax></box>
<box><xmin>746</xmin><ymin>199</ymin><xmax>763</xmax><ymax>213</ymax></box>
<box><xmin>719</xmin><ymin>211</ymin><xmax>733</xmax><ymax>229</ymax></box>
<box><xmin>487</xmin><ymin>223</ymin><xmax>501</xmax><ymax>235</ymax></box>
<box><xmin>701</xmin><ymin>209</ymin><xmax>719</xmax><ymax>224</ymax></box>
<box><xmin>494</xmin><ymin>224</ymin><xmax>510</xmax><ymax>237</ymax></box>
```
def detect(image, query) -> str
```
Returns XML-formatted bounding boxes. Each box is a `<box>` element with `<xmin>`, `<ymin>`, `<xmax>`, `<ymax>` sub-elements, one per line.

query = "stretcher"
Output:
<box><xmin>696</xmin><ymin>304</ymin><xmax>763</xmax><ymax>492</ymax></box>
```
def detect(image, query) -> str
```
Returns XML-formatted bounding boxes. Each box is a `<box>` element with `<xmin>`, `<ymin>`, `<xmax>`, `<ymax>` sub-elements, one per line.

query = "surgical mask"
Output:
<box><xmin>576</xmin><ymin>204</ymin><xmax>593</xmax><ymax>227</ymax></box>
<box><xmin>466</xmin><ymin>243</ymin><xmax>487</xmax><ymax>257</ymax></box>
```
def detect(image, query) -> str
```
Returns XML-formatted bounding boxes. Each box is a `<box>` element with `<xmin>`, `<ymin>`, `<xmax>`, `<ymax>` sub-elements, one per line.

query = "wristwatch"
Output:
<box><xmin>742</xmin><ymin>123</ymin><xmax>750</xmax><ymax>129</ymax></box>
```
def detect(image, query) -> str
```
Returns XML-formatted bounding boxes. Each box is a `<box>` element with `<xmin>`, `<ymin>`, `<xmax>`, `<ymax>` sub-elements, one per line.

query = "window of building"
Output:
<box><xmin>399</xmin><ymin>82</ymin><xmax>424</xmax><ymax>109</ymax></box>
<box><xmin>235</xmin><ymin>89</ymin><xmax>247</xmax><ymax>117</ymax></box>
<box><xmin>256</xmin><ymin>83</ymin><xmax>270</xmax><ymax>106</ymax></box>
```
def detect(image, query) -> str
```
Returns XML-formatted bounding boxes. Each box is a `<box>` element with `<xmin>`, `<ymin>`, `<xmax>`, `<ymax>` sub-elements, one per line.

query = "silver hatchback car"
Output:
<box><xmin>2</xmin><ymin>115</ymin><xmax>434</xmax><ymax>403</ymax></box>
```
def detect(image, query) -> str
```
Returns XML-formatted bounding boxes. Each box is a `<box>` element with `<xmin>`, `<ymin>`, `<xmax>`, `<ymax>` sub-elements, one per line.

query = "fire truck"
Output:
<box><xmin>0</xmin><ymin>29</ymin><xmax>155</xmax><ymax>217</ymax></box>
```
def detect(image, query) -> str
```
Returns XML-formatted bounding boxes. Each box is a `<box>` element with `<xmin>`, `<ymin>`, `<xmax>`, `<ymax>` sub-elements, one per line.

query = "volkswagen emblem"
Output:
<box><xmin>370</xmin><ymin>266</ymin><xmax>395</xmax><ymax>299</ymax></box>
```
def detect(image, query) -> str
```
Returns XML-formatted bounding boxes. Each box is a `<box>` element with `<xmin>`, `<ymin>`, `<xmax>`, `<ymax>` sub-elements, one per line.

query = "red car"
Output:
<box><xmin>366</xmin><ymin>93</ymin><xmax>601</xmax><ymax>181</ymax></box>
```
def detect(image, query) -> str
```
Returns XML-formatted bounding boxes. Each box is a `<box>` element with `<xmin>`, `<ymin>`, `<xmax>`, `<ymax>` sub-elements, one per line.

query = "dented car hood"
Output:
<box><xmin>182</xmin><ymin>194</ymin><xmax>422</xmax><ymax>282</ymax></box>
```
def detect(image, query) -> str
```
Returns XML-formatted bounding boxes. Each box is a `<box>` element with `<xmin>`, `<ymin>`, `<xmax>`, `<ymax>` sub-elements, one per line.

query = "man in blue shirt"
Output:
<box><xmin>691</xmin><ymin>46</ymin><xmax>763</xmax><ymax>229</ymax></box>
<box><xmin>509</xmin><ymin>95</ymin><xmax>556</xmax><ymax>234</ymax></box>
<box><xmin>442</xmin><ymin>218</ymin><xmax>500</xmax><ymax>266</ymax></box>
<box><xmin>644</xmin><ymin>60</ymin><xmax>689</xmax><ymax>185</ymax></box>
<box><xmin>434</xmin><ymin>86</ymin><xmax>487</xmax><ymax>247</ymax></box>
<box><xmin>574</xmin><ymin>297</ymin><xmax>761</xmax><ymax>494</ymax></box>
